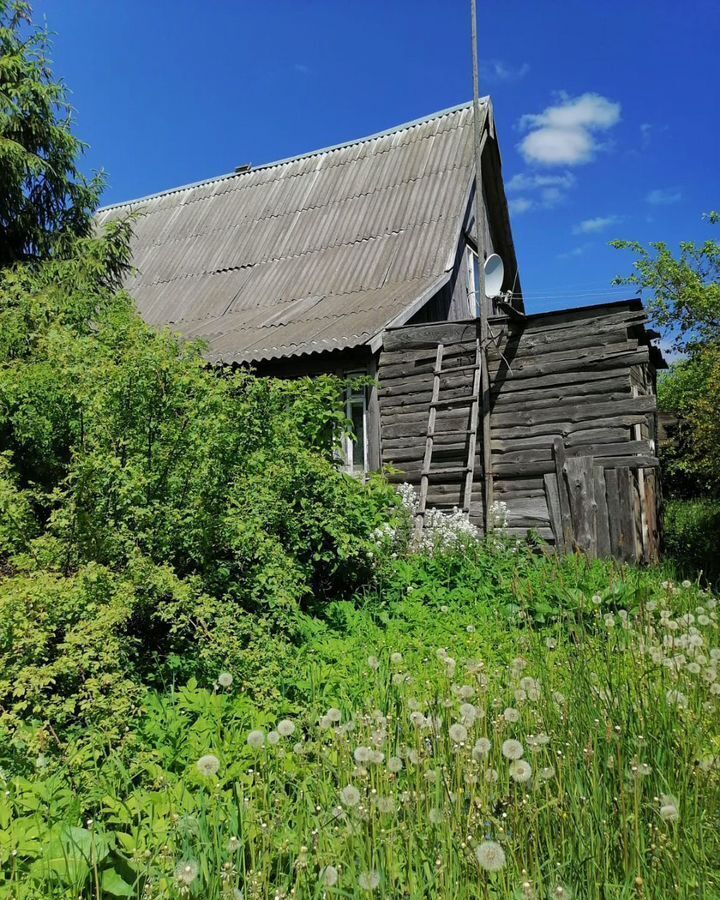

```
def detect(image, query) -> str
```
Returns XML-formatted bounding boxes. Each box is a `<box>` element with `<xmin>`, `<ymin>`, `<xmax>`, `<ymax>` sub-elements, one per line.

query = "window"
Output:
<box><xmin>342</xmin><ymin>375</ymin><xmax>368</xmax><ymax>477</ymax></box>
<box><xmin>466</xmin><ymin>245</ymin><xmax>481</xmax><ymax>318</ymax></box>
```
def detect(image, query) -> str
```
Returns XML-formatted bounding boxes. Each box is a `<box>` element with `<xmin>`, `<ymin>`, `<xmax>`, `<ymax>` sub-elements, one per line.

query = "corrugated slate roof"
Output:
<box><xmin>98</xmin><ymin>100</ymin><xmax>484</xmax><ymax>364</ymax></box>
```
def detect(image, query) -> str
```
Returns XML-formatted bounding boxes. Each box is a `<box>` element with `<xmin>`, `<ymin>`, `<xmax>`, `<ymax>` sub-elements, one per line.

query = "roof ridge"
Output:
<box><xmin>98</xmin><ymin>98</ymin><xmax>485</xmax><ymax>213</ymax></box>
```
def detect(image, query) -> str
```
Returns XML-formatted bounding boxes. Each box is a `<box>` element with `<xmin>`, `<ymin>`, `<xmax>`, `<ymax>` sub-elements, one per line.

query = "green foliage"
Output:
<box><xmin>613</xmin><ymin>215</ymin><xmax>720</xmax><ymax>497</ymax></box>
<box><xmin>0</xmin><ymin>222</ymin><xmax>400</xmax><ymax>741</ymax></box>
<box><xmin>664</xmin><ymin>499</ymin><xmax>720</xmax><ymax>587</ymax></box>
<box><xmin>1</xmin><ymin>572</ymin><xmax>718</xmax><ymax>898</ymax></box>
<box><xmin>611</xmin><ymin>213</ymin><xmax>719</xmax><ymax>353</ymax></box>
<box><xmin>0</xmin><ymin>0</ymin><xmax>101</xmax><ymax>266</ymax></box>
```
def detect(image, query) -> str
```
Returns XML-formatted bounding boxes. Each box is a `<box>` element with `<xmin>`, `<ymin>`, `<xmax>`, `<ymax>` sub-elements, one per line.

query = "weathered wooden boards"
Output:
<box><xmin>544</xmin><ymin>438</ymin><xmax>658</xmax><ymax>563</ymax></box>
<box><xmin>378</xmin><ymin>300</ymin><xmax>661</xmax><ymax>543</ymax></box>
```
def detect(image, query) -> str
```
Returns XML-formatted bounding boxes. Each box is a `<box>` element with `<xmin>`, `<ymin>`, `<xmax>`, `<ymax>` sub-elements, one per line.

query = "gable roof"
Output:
<box><xmin>98</xmin><ymin>100</ymin><xmax>487</xmax><ymax>365</ymax></box>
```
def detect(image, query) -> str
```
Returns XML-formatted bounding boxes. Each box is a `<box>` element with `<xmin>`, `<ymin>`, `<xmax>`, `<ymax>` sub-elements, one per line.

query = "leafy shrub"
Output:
<box><xmin>664</xmin><ymin>499</ymin><xmax>720</xmax><ymax>586</ymax></box>
<box><xmin>0</xmin><ymin>223</ymin><xmax>401</xmax><ymax>741</ymax></box>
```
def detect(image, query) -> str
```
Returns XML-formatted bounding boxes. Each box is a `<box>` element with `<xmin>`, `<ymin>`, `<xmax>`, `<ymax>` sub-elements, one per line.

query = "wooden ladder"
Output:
<box><xmin>414</xmin><ymin>338</ymin><xmax>483</xmax><ymax>535</ymax></box>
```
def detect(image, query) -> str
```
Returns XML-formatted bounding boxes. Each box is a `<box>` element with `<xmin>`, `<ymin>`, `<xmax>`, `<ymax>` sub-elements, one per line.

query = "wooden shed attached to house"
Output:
<box><xmin>99</xmin><ymin>100</ymin><xmax>665</xmax><ymax>562</ymax></box>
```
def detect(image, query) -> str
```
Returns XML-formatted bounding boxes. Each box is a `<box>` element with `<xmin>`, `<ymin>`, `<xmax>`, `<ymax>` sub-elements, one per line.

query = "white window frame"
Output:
<box><xmin>465</xmin><ymin>245</ymin><xmax>481</xmax><ymax>318</ymax></box>
<box><xmin>342</xmin><ymin>373</ymin><xmax>369</xmax><ymax>477</ymax></box>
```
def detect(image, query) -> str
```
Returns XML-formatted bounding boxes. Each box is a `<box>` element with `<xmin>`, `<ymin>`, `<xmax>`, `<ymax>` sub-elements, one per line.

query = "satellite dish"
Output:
<box><xmin>484</xmin><ymin>254</ymin><xmax>504</xmax><ymax>298</ymax></box>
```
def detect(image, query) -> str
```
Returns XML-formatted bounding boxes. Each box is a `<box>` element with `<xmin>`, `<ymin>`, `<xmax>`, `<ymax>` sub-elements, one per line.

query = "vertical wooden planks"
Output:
<box><xmin>552</xmin><ymin>438</ymin><xmax>574</xmax><ymax>550</ymax></box>
<box><xmin>564</xmin><ymin>456</ymin><xmax>597</xmax><ymax>557</ymax></box>
<box><xmin>594</xmin><ymin>465</ymin><xmax>611</xmax><ymax>559</ymax></box>
<box><xmin>616</xmin><ymin>466</ymin><xmax>637</xmax><ymax>563</ymax></box>
<box><xmin>543</xmin><ymin>472</ymin><xmax>565</xmax><ymax>553</ymax></box>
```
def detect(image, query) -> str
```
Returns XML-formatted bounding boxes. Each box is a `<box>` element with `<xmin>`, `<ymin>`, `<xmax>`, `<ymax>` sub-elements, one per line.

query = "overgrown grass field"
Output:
<box><xmin>2</xmin><ymin>551</ymin><xmax>719</xmax><ymax>899</ymax></box>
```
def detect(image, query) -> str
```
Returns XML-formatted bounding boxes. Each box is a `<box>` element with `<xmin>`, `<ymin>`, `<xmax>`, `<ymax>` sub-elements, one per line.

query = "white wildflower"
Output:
<box><xmin>358</xmin><ymin>870</ymin><xmax>380</xmax><ymax>891</ymax></box>
<box><xmin>247</xmin><ymin>730</ymin><xmax>265</xmax><ymax>749</ymax></box>
<box><xmin>217</xmin><ymin>672</ymin><xmax>233</xmax><ymax>688</ymax></box>
<box><xmin>449</xmin><ymin>723</ymin><xmax>468</xmax><ymax>744</ymax></box>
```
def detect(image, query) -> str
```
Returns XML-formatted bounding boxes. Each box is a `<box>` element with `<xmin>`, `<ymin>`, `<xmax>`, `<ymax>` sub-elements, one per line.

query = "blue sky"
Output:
<box><xmin>33</xmin><ymin>0</ymin><xmax>718</xmax><ymax>314</ymax></box>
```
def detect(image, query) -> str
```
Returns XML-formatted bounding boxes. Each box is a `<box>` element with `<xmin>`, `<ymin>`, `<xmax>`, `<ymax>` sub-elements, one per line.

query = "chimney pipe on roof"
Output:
<box><xmin>234</xmin><ymin>163</ymin><xmax>252</xmax><ymax>174</ymax></box>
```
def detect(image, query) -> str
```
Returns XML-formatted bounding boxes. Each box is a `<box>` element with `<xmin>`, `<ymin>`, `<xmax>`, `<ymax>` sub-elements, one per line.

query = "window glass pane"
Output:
<box><xmin>350</xmin><ymin>400</ymin><xmax>365</xmax><ymax>471</ymax></box>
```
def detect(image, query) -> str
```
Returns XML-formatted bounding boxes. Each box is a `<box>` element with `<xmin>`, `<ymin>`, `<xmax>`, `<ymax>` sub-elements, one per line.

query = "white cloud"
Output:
<box><xmin>480</xmin><ymin>59</ymin><xmax>530</xmax><ymax>84</ymax></box>
<box><xmin>557</xmin><ymin>244</ymin><xmax>590</xmax><ymax>260</ymax></box>
<box><xmin>509</xmin><ymin>197</ymin><xmax>534</xmax><ymax>215</ymax></box>
<box><xmin>506</xmin><ymin>172</ymin><xmax>576</xmax><ymax>193</ymax></box>
<box><xmin>573</xmin><ymin>215</ymin><xmax>621</xmax><ymax>234</ymax></box>
<box><xmin>518</xmin><ymin>92</ymin><xmax>621</xmax><ymax>166</ymax></box>
<box><xmin>506</xmin><ymin>171</ymin><xmax>576</xmax><ymax>213</ymax></box>
<box><xmin>646</xmin><ymin>188</ymin><xmax>682</xmax><ymax>205</ymax></box>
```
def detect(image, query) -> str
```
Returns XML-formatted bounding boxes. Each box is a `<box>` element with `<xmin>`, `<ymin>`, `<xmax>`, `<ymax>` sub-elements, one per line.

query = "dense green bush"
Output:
<box><xmin>664</xmin><ymin>499</ymin><xmax>720</xmax><ymax>586</ymax></box>
<box><xmin>0</xmin><ymin>223</ymin><xmax>402</xmax><ymax>742</ymax></box>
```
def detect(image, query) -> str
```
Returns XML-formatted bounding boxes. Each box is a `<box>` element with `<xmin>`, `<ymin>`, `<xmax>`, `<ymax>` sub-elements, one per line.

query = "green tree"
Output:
<box><xmin>0</xmin><ymin>0</ymin><xmax>100</xmax><ymax>266</ymax></box>
<box><xmin>612</xmin><ymin>213</ymin><xmax>720</xmax><ymax>495</ymax></box>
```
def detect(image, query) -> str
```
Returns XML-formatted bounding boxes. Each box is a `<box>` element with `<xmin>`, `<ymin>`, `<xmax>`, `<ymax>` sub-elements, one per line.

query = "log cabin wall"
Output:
<box><xmin>378</xmin><ymin>299</ymin><xmax>663</xmax><ymax>553</ymax></box>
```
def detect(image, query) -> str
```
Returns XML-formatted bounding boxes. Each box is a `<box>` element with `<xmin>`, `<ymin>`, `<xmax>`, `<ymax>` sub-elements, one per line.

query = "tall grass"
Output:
<box><xmin>2</xmin><ymin>579</ymin><xmax>719</xmax><ymax>898</ymax></box>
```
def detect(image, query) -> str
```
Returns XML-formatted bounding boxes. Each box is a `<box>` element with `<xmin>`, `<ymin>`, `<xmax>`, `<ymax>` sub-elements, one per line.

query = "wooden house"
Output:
<box><xmin>99</xmin><ymin>100</ymin><xmax>665</xmax><ymax>561</ymax></box>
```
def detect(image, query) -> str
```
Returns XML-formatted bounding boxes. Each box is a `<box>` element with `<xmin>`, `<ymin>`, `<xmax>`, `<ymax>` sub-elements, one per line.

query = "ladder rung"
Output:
<box><xmin>430</xmin><ymin>396</ymin><xmax>478</xmax><ymax>409</ymax></box>
<box><xmin>434</xmin><ymin>363</ymin><xmax>481</xmax><ymax>376</ymax></box>
<box><xmin>421</xmin><ymin>465</ymin><xmax>472</xmax><ymax>476</ymax></box>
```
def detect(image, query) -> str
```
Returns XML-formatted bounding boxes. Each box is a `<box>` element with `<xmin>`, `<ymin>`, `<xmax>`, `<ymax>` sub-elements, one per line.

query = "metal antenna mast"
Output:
<box><xmin>470</xmin><ymin>0</ymin><xmax>494</xmax><ymax>532</ymax></box>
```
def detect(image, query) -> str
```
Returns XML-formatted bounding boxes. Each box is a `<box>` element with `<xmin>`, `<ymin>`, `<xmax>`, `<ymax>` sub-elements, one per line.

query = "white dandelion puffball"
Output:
<box><xmin>484</xmin><ymin>767</ymin><xmax>499</xmax><ymax>783</ymax></box>
<box><xmin>227</xmin><ymin>836</ymin><xmax>241</xmax><ymax>852</ymax></box>
<box><xmin>509</xmin><ymin>759</ymin><xmax>532</xmax><ymax>783</ymax></box>
<box><xmin>682</xmin><ymin>579</ymin><xmax>692</xmax><ymax>589</ymax></box>
<box><xmin>659</xmin><ymin>795</ymin><xmax>679</xmax><ymax>822</ymax></box>
<box><xmin>475</xmin><ymin>840</ymin><xmax>506</xmax><ymax>872</ymax></box>
<box><xmin>354</xmin><ymin>746</ymin><xmax>372</xmax><ymax>764</ymax></box>
<box><xmin>501</xmin><ymin>739</ymin><xmax>524</xmax><ymax>760</ymax></box>
<box><xmin>503</xmin><ymin>707</ymin><xmax>520</xmax><ymax>723</ymax></box>
<box><xmin>277</xmin><ymin>718</ymin><xmax>295</xmax><ymax>737</ymax></box>
<box><xmin>340</xmin><ymin>784</ymin><xmax>361</xmax><ymax>807</ymax></box>
<box><xmin>320</xmin><ymin>865</ymin><xmax>339</xmax><ymax>887</ymax></box>
<box><xmin>175</xmin><ymin>860</ymin><xmax>199</xmax><ymax>886</ymax></box>
<box><xmin>473</xmin><ymin>737</ymin><xmax>491</xmax><ymax>759</ymax></box>
<box><xmin>449</xmin><ymin>722</ymin><xmax>468</xmax><ymax>743</ymax></box>
<box><xmin>429</xmin><ymin>806</ymin><xmax>444</xmax><ymax>824</ymax></box>
<box><xmin>247</xmin><ymin>729</ymin><xmax>265</xmax><ymax>749</ymax></box>
<box><xmin>327</xmin><ymin>707</ymin><xmax>342</xmax><ymax>723</ymax></box>
<box><xmin>267</xmin><ymin>730</ymin><xmax>280</xmax><ymax>745</ymax></box>
<box><xmin>390</xmin><ymin>651</ymin><xmax>403</xmax><ymax>665</ymax></box>
<box><xmin>460</xmin><ymin>702</ymin><xmax>477</xmax><ymax>725</ymax></box>
<box><xmin>196</xmin><ymin>754</ymin><xmax>220</xmax><ymax>777</ymax></box>
<box><xmin>376</xmin><ymin>795</ymin><xmax>395</xmax><ymax>814</ymax></box>
<box><xmin>368</xmin><ymin>655</ymin><xmax>380</xmax><ymax>670</ymax></box>
<box><xmin>388</xmin><ymin>755</ymin><xmax>403</xmax><ymax>773</ymax></box>
<box><xmin>539</xmin><ymin>765</ymin><xmax>556</xmax><ymax>781</ymax></box>
<box><xmin>217</xmin><ymin>671</ymin><xmax>233</xmax><ymax>688</ymax></box>
<box><xmin>358</xmin><ymin>870</ymin><xmax>380</xmax><ymax>891</ymax></box>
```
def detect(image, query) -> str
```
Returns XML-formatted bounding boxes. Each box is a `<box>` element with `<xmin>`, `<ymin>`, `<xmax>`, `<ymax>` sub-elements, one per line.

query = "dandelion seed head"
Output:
<box><xmin>368</xmin><ymin>655</ymin><xmax>380</xmax><ymax>670</ymax></box>
<box><xmin>327</xmin><ymin>707</ymin><xmax>342</xmax><ymax>723</ymax></box>
<box><xmin>319</xmin><ymin>865</ymin><xmax>339</xmax><ymax>887</ymax></box>
<box><xmin>503</xmin><ymin>707</ymin><xmax>520</xmax><ymax>723</ymax></box>
<box><xmin>475</xmin><ymin>840</ymin><xmax>506</xmax><ymax>872</ymax></box>
<box><xmin>358</xmin><ymin>870</ymin><xmax>380</xmax><ymax>891</ymax></box>
<box><xmin>277</xmin><ymin>718</ymin><xmax>295</xmax><ymax>737</ymax></box>
<box><xmin>247</xmin><ymin>729</ymin><xmax>265</xmax><ymax>749</ymax></box>
<box><xmin>390</xmin><ymin>652</ymin><xmax>403</xmax><ymax>665</ymax></box>
<box><xmin>340</xmin><ymin>784</ymin><xmax>360</xmax><ymax>807</ymax></box>
<box><xmin>449</xmin><ymin>722</ymin><xmax>468</xmax><ymax>744</ymax></box>
<box><xmin>388</xmin><ymin>756</ymin><xmax>403</xmax><ymax>773</ymax></box>
<box><xmin>502</xmin><ymin>739</ymin><xmax>524</xmax><ymax>760</ymax></box>
<box><xmin>196</xmin><ymin>754</ymin><xmax>220</xmax><ymax>777</ymax></box>
<box><xmin>175</xmin><ymin>860</ymin><xmax>199</xmax><ymax>886</ymax></box>
<box><xmin>509</xmin><ymin>759</ymin><xmax>532</xmax><ymax>782</ymax></box>
<box><xmin>217</xmin><ymin>672</ymin><xmax>233</xmax><ymax>688</ymax></box>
